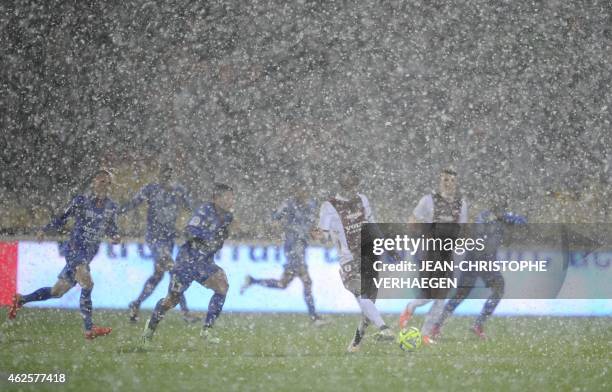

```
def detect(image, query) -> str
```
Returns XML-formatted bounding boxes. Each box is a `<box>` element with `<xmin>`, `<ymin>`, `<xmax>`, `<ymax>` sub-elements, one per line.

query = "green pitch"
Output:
<box><xmin>1</xmin><ymin>309</ymin><xmax>610</xmax><ymax>391</ymax></box>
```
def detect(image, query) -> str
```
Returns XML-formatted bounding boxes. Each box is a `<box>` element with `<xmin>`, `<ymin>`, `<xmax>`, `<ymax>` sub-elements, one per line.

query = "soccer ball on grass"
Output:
<box><xmin>397</xmin><ymin>327</ymin><xmax>422</xmax><ymax>351</ymax></box>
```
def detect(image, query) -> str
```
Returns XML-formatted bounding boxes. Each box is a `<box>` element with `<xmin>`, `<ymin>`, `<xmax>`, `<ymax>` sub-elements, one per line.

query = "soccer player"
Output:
<box><xmin>8</xmin><ymin>169</ymin><xmax>120</xmax><ymax>339</ymax></box>
<box><xmin>141</xmin><ymin>183</ymin><xmax>234</xmax><ymax>344</ymax></box>
<box><xmin>120</xmin><ymin>163</ymin><xmax>196</xmax><ymax>322</ymax></box>
<box><xmin>240</xmin><ymin>184</ymin><xmax>328</xmax><ymax>325</ymax></box>
<box><xmin>318</xmin><ymin>168</ymin><xmax>394</xmax><ymax>352</ymax></box>
<box><xmin>398</xmin><ymin>167</ymin><xmax>468</xmax><ymax>344</ymax></box>
<box><xmin>432</xmin><ymin>196</ymin><xmax>527</xmax><ymax>339</ymax></box>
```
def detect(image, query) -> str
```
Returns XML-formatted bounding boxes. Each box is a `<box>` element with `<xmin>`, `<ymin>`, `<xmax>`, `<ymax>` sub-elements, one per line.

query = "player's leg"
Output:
<box><xmin>472</xmin><ymin>271</ymin><xmax>505</xmax><ymax>338</ymax></box>
<box><xmin>74</xmin><ymin>264</ymin><xmax>111</xmax><ymax>339</ymax></box>
<box><xmin>433</xmin><ymin>271</ymin><xmax>478</xmax><ymax>332</ymax></box>
<box><xmin>245</xmin><ymin>266</ymin><xmax>295</xmax><ymax>290</ymax></box>
<box><xmin>129</xmin><ymin>240</ymin><xmax>172</xmax><ymax>321</ymax></box>
<box><xmin>343</xmin><ymin>261</ymin><xmax>391</xmax><ymax>352</ymax></box>
<box><xmin>298</xmin><ymin>265</ymin><xmax>323</xmax><ymax>323</ymax></box>
<box><xmin>241</xmin><ymin>242</ymin><xmax>299</xmax><ymax>293</ymax></box>
<box><xmin>9</xmin><ymin>267</ymin><xmax>75</xmax><ymax>319</ymax></box>
<box><xmin>347</xmin><ymin>317</ymin><xmax>369</xmax><ymax>353</ymax></box>
<box><xmin>200</xmin><ymin>267</ymin><xmax>229</xmax><ymax>329</ymax></box>
<box><xmin>291</xmin><ymin>241</ymin><xmax>326</xmax><ymax>324</ymax></box>
<box><xmin>399</xmin><ymin>298</ymin><xmax>433</xmax><ymax>329</ymax></box>
<box><xmin>400</xmin><ymin>248</ymin><xmax>445</xmax><ymax>328</ymax></box>
<box><xmin>420</xmin><ymin>246</ymin><xmax>456</xmax><ymax>343</ymax></box>
<box><xmin>142</xmin><ymin>272</ymin><xmax>189</xmax><ymax>341</ymax></box>
<box><xmin>177</xmin><ymin>289</ymin><xmax>197</xmax><ymax>323</ymax></box>
<box><xmin>421</xmin><ymin>300</ymin><xmax>445</xmax><ymax>343</ymax></box>
<box><xmin>361</xmin><ymin>269</ymin><xmax>393</xmax><ymax>340</ymax></box>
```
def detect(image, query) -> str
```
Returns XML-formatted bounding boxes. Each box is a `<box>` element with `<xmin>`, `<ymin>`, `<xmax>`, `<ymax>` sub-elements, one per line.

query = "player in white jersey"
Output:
<box><xmin>318</xmin><ymin>168</ymin><xmax>394</xmax><ymax>352</ymax></box>
<box><xmin>399</xmin><ymin>167</ymin><xmax>468</xmax><ymax>344</ymax></box>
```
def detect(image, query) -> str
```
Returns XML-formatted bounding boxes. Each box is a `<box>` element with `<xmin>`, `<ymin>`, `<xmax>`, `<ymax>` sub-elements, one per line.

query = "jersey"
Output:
<box><xmin>412</xmin><ymin>192</ymin><xmax>468</xmax><ymax>223</ymax></box>
<box><xmin>175</xmin><ymin>202</ymin><xmax>233</xmax><ymax>273</ymax></box>
<box><xmin>120</xmin><ymin>183</ymin><xmax>191</xmax><ymax>243</ymax></box>
<box><xmin>43</xmin><ymin>194</ymin><xmax>119</xmax><ymax>264</ymax></box>
<box><xmin>272</xmin><ymin>197</ymin><xmax>317</xmax><ymax>245</ymax></box>
<box><xmin>318</xmin><ymin>193</ymin><xmax>372</xmax><ymax>265</ymax></box>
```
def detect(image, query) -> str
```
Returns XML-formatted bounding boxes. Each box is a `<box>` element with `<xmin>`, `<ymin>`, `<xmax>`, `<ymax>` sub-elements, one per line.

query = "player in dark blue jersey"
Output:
<box><xmin>120</xmin><ymin>164</ymin><xmax>195</xmax><ymax>322</ymax></box>
<box><xmin>240</xmin><ymin>185</ymin><xmax>328</xmax><ymax>325</ymax></box>
<box><xmin>9</xmin><ymin>170</ymin><xmax>120</xmax><ymax>340</ymax></box>
<box><xmin>432</xmin><ymin>195</ymin><xmax>527</xmax><ymax>339</ymax></box>
<box><xmin>142</xmin><ymin>183</ymin><xmax>234</xmax><ymax>344</ymax></box>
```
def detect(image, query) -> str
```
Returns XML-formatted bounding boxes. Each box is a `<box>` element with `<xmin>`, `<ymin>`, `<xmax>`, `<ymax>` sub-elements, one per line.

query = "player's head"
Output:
<box><xmin>159</xmin><ymin>163</ymin><xmax>173</xmax><ymax>184</ymax></box>
<box><xmin>339</xmin><ymin>167</ymin><xmax>360</xmax><ymax>193</ymax></box>
<box><xmin>92</xmin><ymin>169</ymin><xmax>113</xmax><ymax>198</ymax></box>
<box><xmin>213</xmin><ymin>183</ymin><xmax>234</xmax><ymax>211</ymax></box>
<box><xmin>439</xmin><ymin>167</ymin><xmax>457</xmax><ymax>196</ymax></box>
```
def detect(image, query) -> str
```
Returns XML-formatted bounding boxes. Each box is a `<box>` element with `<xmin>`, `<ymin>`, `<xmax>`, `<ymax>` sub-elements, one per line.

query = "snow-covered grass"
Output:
<box><xmin>1</xmin><ymin>309</ymin><xmax>609</xmax><ymax>391</ymax></box>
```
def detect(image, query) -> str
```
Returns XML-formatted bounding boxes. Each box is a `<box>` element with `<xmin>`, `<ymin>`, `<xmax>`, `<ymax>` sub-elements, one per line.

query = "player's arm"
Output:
<box><xmin>106</xmin><ymin>205</ymin><xmax>121</xmax><ymax>244</ymax></box>
<box><xmin>307</xmin><ymin>202</ymin><xmax>320</xmax><ymax>240</ymax></box>
<box><xmin>119</xmin><ymin>185</ymin><xmax>150</xmax><ymax>214</ymax></box>
<box><xmin>315</xmin><ymin>201</ymin><xmax>334</xmax><ymax>243</ymax></box>
<box><xmin>409</xmin><ymin>194</ymin><xmax>432</xmax><ymax>224</ymax></box>
<box><xmin>40</xmin><ymin>195</ymin><xmax>82</xmax><ymax>237</ymax></box>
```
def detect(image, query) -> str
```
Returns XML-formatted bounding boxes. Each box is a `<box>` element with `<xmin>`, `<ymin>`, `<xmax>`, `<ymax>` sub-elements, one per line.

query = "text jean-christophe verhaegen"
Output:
<box><xmin>370</xmin><ymin>235</ymin><xmax>548</xmax><ymax>290</ymax></box>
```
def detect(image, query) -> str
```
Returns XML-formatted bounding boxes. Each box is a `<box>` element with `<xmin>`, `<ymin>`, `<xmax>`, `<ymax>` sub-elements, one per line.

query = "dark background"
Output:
<box><xmin>1</xmin><ymin>0</ymin><xmax>611</xmax><ymax>237</ymax></box>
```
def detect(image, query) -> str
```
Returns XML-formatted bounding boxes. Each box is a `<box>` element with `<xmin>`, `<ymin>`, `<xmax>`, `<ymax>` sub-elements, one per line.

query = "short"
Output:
<box><xmin>169</xmin><ymin>243</ymin><xmax>220</xmax><ymax>294</ymax></box>
<box><xmin>340</xmin><ymin>255</ymin><xmax>379</xmax><ymax>300</ymax></box>
<box><xmin>57</xmin><ymin>263</ymin><xmax>91</xmax><ymax>287</ymax></box>
<box><xmin>148</xmin><ymin>237</ymin><xmax>175</xmax><ymax>270</ymax></box>
<box><xmin>64</xmin><ymin>242</ymin><xmax>98</xmax><ymax>269</ymax></box>
<box><xmin>170</xmin><ymin>264</ymin><xmax>222</xmax><ymax>295</ymax></box>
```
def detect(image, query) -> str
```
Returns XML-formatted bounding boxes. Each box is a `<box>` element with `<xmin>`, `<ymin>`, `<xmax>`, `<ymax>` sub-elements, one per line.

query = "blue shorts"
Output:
<box><xmin>57</xmin><ymin>263</ymin><xmax>91</xmax><ymax>286</ymax></box>
<box><xmin>284</xmin><ymin>238</ymin><xmax>307</xmax><ymax>268</ymax></box>
<box><xmin>64</xmin><ymin>241</ymin><xmax>98</xmax><ymax>268</ymax></box>
<box><xmin>169</xmin><ymin>244</ymin><xmax>221</xmax><ymax>294</ymax></box>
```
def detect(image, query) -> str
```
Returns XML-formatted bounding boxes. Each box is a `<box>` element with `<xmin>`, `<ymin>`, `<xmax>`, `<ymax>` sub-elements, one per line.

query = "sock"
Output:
<box><xmin>357</xmin><ymin>298</ymin><xmax>385</xmax><ymax>328</ymax></box>
<box><xmin>436</xmin><ymin>297</ymin><xmax>463</xmax><ymax>328</ymax></box>
<box><xmin>475</xmin><ymin>297</ymin><xmax>501</xmax><ymax>327</ymax></box>
<box><xmin>21</xmin><ymin>287</ymin><xmax>53</xmax><ymax>304</ymax></box>
<box><xmin>422</xmin><ymin>299</ymin><xmax>445</xmax><ymax>336</ymax></box>
<box><xmin>179</xmin><ymin>294</ymin><xmax>189</xmax><ymax>314</ymax></box>
<box><xmin>251</xmin><ymin>278</ymin><xmax>283</xmax><ymax>289</ymax></box>
<box><xmin>148</xmin><ymin>298</ymin><xmax>167</xmax><ymax>331</ymax></box>
<box><xmin>204</xmin><ymin>293</ymin><xmax>226</xmax><ymax>328</ymax></box>
<box><xmin>303</xmin><ymin>284</ymin><xmax>317</xmax><ymax>320</ymax></box>
<box><xmin>135</xmin><ymin>273</ymin><xmax>163</xmax><ymax>306</ymax></box>
<box><xmin>80</xmin><ymin>288</ymin><xmax>93</xmax><ymax>331</ymax></box>
<box><xmin>352</xmin><ymin>318</ymin><xmax>369</xmax><ymax>346</ymax></box>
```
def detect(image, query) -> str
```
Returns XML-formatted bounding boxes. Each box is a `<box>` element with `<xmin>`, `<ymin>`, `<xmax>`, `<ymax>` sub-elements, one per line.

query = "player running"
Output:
<box><xmin>240</xmin><ymin>184</ymin><xmax>328</xmax><ymax>326</ymax></box>
<box><xmin>8</xmin><ymin>169</ymin><xmax>120</xmax><ymax>339</ymax></box>
<box><xmin>318</xmin><ymin>168</ymin><xmax>394</xmax><ymax>352</ymax></box>
<box><xmin>120</xmin><ymin>164</ymin><xmax>196</xmax><ymax>322</ymax></box>
<box><xmin>141</xmin><ymin>183</ymin><xmax>234</xmax><ymax>345</ymax></box>
<box><xmin>432</xmin><ymin>196</ymin><xmax>527</xmax><ymax>339</ymax></box>
<box><xmin>398</xmin><ymin>167</ymin><xmax>468</xmax><ymax>344</ymax></box>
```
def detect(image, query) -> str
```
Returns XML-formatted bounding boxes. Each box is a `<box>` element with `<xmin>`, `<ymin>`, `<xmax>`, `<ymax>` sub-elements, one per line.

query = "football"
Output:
<box><xmin>397</xmin><ymin>327</ymin><xmax>422</xmax><ymax>351</ymax></box>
